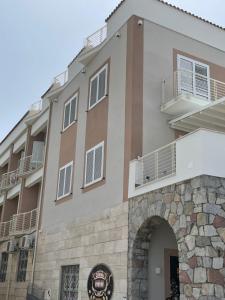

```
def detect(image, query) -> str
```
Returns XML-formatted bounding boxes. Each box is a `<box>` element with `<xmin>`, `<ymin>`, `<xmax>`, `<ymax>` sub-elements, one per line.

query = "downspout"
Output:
<box><xmin>30</xmin><ymin>100</ymin><xmax>53</xmax><ymax>287</ymax></box>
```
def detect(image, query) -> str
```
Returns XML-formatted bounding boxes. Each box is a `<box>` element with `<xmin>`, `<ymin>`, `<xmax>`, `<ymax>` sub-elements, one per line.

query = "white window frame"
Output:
<box><xmin>88</xmin><ymin>64</ymin><xmax>108</xmax><ymax>110</ymax></box>
<box><xmin>177</xmin><ymin>55</ymin><xmax>210</xmax><ymax>101</ymax></box>
<box><xmin>57</xmin><ymin>161</ymin><xmax>73</xmax><ymax>200</ymax></box>
<box><xmin>63</xmin><ymin>93</ymin><xmax>78</xmax><ymax>131</ymax></box>
<box><xmin>84</xmin><ymin>141</ymin><xmax>104</xmax><ymax>187</ymax></box>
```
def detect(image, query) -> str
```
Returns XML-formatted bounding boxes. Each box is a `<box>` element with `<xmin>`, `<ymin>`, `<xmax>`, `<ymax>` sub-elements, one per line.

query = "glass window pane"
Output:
<box><xmin>94</xmin><ymin>145</ymin><xmax>103</xmax><ymax>181</ymax></box>
<box><xmin>85</xmin><ymin>151</ymin><xmax>94</xmax><ymax>184</ymax></box>
<box><xmin>58</xmin><ymin>168</ymin><xmax>65</xmax><ymax>198</ymax></box>
<box><xmin>98</xmin><ymin>69</ymin><xmax>106</xmax><ymax>101</ymax></box>
<box><xmin>64</xmin><ymin>165</ymin><xmax>72</xmax><ymax>195</ymax></box>
<box><xmin>64</xmin><ymin>103</ymin><xmax>70</xmax><ymax>129</ymax></box>
<box><xmin>17</xmin><ymin>250</ymin><xmax>28</xmax><ymax>282</ymax></box>
<box><xmin>70</xmin><ymin>98</ymin><xmax>76</xmax><ymax>124</ymax></box>
<box><xmin>90</xmin><ymin>77</ymin><xmax>98</xmax><ymax>108</ymax></box>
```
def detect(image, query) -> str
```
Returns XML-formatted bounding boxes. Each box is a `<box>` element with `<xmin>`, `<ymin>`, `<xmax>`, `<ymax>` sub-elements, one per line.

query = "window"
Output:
<box><xmin>85</xmin><ymin>142</ymin><xmax>104</xmax><ymax>187</ymax></box>
<box><xmin>63</xmin><ymin>94</ymin><xmax>78</xmax><ymax>130</ymax></box>
<box><xmin>0</xmin><ymin>253</ymin><xmax>8</xmax><ymax>282</ymax></box>
<box><xmin>60</xmin><ymin>265</ymin><xmax>79</xmax><ymax>300</ymax></box>
<box><xmin>17</xmin><ymin>250</ymin><xmax>28</xmax><ymax>282</ymax></box>
<box><xmin>177</xmin><ymin>55</ymin><xmax>210</xmax><ymax>100</ymax></box>
<box><xmin>57</xmin><ymin>162</ymin><xmax>73</xmax><ymax>200</ymax></box>
<box><xmin>89</xmin><ymin>65</ymin><xmax>108</xmax><ymax>109</ymax></box>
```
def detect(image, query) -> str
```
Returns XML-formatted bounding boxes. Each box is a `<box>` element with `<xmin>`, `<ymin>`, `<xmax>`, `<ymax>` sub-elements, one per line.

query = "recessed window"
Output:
<box><xmin>89</xmin><ymin>65</ymin><xmax>108</xmax><ymax>109</ymax></box>
<box><xmin>0</xmin><ymin>252</ymin><xmax>8</xmax><ymax>282</ymax></box>
<box><xmin>60</xmin><ymin>265</ymin><xmax>79</xmax><ymax>300</ymax></box>
<box><xmin>177</xmin><ymin>55</ymin><xmax>210</xmax><ymax>100</ymax></box>
<box><xmin>57</xmin><ymin>162</ymin><xmax>73</xmax><ymax>200</ymax></box>
<box><xmin>17</xmin><ymin>250</ymin><xmax>28</xmax><ymax>282</ymax></box>
<box><xmin>63</xmin><ymin>94</ymin><xmax>78</xmax><ymax>131</ymax></box>
<box><xmin>85</xmin><ymin>142</ymin><xmax>104</xmax><ymax>187</ymax></box>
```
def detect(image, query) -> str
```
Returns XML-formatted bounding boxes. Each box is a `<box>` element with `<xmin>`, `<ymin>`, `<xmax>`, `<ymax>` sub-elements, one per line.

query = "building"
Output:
<box><xmin>1</xmin><ymin>0</ymin><xmax>225</xmax><ymax>299</ymax></box>
<box><xmin>0</xmin><ymin>99</ymin><xmax>50</xmax><ymax>299</ymax></box>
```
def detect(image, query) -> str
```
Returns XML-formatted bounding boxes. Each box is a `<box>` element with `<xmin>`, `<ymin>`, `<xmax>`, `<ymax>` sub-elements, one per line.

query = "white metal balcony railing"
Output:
<box><xmin>18</xmin><ymin>155</ymin><xmax>44</xmax><ymax>177</ymax></box>
<box><xmin>135</xmin><ymin>143</ymin><xmax>176</xmax><ymax>188</ymax></box>
<box><xmin>84</xmin><ymin>25</ymin><xmax>107</xmax><ymax>50</ymax></box>
<box><xmin>0</xmin><ymin>169</ymin><xmax>20</xmax><ymax>191</ymax></box>
<box><xmin>0</xmin><ymin>209</ymin><xmax>38</xmax><ymax>240</ymax></box>
<box><xmin>53</xmin><ymin>70</ymin><xmax>68</xmax><ymax>89</ymax></box>
<box><xmin>162</xmin><ymin>70</ymin><xmax>225</xmax><ymax>106</ymax></box>
<box><xmin>11</xmin><ymin>208</ymin><xmax>38</xmax><ymax>236</ymax></box>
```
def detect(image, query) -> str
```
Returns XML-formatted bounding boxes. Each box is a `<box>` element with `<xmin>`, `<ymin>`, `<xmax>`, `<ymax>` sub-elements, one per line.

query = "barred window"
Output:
<box><xmin>0</xmin><ymin>253</ymin><xmax>8</xmax><ymax>282</ymax></box>
<box><xmin>60</xmin><ymin>265</ymin><xmax>79</xmax><ymax>300</ymax></box>
<box><xmin>17</xmin><ymin>250</ymin><xmax>28</xmax><ymax>282</ymax></box>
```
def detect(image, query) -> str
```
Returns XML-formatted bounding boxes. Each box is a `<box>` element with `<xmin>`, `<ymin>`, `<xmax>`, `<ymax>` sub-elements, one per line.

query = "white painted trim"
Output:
<box><xmin>56</xmin><ymin>161</ymin><xmax>73</xmax><ymax>200</ymax></box>
<box><xmin>88</xmin><ymin>64</ymin><xmax>108</xmax><ymax>110</ymax></box>
<box><xmin>84</xmin><ymin>141</ymin><xmax>104</xmax><ymax>187</ymax></box>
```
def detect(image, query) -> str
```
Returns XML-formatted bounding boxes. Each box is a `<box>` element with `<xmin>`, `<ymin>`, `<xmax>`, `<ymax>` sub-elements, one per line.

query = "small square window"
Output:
<box><xmin>85</xmin><ymin>142</ymin><xmax>104</xmax><ymax>187</ymax></box>
<box><xmin>63</xmin><ymin>94</ymin><xmax>78</xmax><ymax>131</ymax></box>
<box><xmin>57</xmin><ymin>162</ymin><xmax>73</xmax><ymax>200</ymax></box>
<box><xmin>89</xmin><ymin>65</ymin><xmax>108</xmax><ymax>109</ymax></box>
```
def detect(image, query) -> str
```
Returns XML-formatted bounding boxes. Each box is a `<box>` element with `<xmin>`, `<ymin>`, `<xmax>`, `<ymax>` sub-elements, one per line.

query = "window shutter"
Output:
<box><xmin>94</xmin><ymin>145</ymin><xmax>103</xmax><ymax>181</ymax></box>
<box><xmin>90</xmin><ymin>77</ymin><xmax>98</xmax><ymax>108</ymax></box>
<box><xmin>85</xmin><ymin>151</ymin><xmax>94</xmax><ymax>185</ymax></box>
<box><xmin>179</xmin><ymin>57</ymin><xmax>194</xmax><ymax>94</ymax></box>
<box><xmin>64</xmin><ymin>165</ymin><xmax>72</xmax><ymax>195</ymax></box>
<box><xmin>98</xmin><ymin>69</ymin><xmax>106</xmax><ymax>100</ymax></box>
<box><xmin>64</xmin><ymin>103</ymin><xmax>70</xmax><ymax>129</ymax></box>
<box><xmin>70</xmin><ymin>97</ymin><xmax>76</xmax><ymax>124</ymax></box>
<box><xmin>195</xmin><ymin>64</ymin><xmax>209</xmax><ymax>98</ymax></box>
<box><xmin>58</xmin><ymin>168</ymin><xmax>65</xmax><ymax>198</ymax></box>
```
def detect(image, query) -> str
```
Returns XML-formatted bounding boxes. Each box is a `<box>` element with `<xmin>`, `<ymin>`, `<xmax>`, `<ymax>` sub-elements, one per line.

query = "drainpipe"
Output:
<box><xmin>31</xmin><ymin>100</ymin><xmax>53</xmax><ymax>287</ymax></box>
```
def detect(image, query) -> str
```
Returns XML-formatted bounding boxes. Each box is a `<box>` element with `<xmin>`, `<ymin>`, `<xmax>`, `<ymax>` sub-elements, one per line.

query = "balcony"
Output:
<box><xmin>10</xmin><ymin>208</ymin><xmax>38</xmax><ymax>236</ymax></box>
<box><xmin>0</xmin><ymin>209</ymin><xmax>38</xmax><ymax>241</ymax></box>
<box><xmin>18</xmin><ymin>154</ymin><xmax>44</xmax><ymax>177</ymax></box>
<box><xmin>129</xmin><ymin>129</ymin><xmax>225</xmax><ymax>198</ymax></box>
<box><xmin>0</xmin><ymin>170</ymin><xmax>20</xmax><ymax>192</ymax></box>
<box><xmin>161</xmin><ymin>70</ymin><xmax>225</xmax><ymax>117</ymax></box>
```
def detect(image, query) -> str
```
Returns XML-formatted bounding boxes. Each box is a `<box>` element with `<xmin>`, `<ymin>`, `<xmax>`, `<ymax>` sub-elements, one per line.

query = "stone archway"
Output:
<box><xmin>128</xmin><ymin>216</ymin><xmax>179</xmax><ymax>300</ymax></box>
<box><xmin>128</xmin><ymin>176</ymin><xmax>225</xmax><ymax>300</ymax></box>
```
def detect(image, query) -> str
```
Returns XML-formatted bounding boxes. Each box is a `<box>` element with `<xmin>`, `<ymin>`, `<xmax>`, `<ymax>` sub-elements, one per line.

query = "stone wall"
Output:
<box><xmin>33</xmin><ymin>202</ymin><xmax>128</xmax><ymax>300</ymax></box>
<box><xmin>128</xmin><ymin>175</ymin><xmax>225</xmax><ymax>300</ymax></box>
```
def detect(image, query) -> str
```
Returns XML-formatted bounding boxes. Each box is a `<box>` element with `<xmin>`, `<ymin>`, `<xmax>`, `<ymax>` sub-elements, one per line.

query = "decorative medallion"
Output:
<box><xmin>87</xmin><ymin>264</ymin><xmax>113</xmax><ymax>300</ymax></box>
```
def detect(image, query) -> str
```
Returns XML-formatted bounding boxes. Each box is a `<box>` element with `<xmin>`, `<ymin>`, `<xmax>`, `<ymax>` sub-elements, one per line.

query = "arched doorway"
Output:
<box><xmin>130</xmin><ymin>216</ymin><xmax>179</xmax><ymax>300</ymax></box>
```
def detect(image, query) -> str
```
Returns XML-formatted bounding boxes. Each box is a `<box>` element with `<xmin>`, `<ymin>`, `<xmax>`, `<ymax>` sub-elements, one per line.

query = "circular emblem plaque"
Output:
<box><xmin>87</xmin><ymin>264</ymin><xmax>114</xmax><ymax>300</ymax></box>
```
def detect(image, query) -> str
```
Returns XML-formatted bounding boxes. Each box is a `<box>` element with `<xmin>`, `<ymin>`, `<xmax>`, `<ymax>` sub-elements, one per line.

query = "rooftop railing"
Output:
<box><xmin>52</xmin><ymin>70</ymin><xmax>68</xmax><ymax>89</ymax></box>
<box><xmin>84</xmin><ymin>25</ymin><xmax>107</xmax><ymax>51</ymax></box>
<box><xmin>135</xmin><ymin>143</ymin><xmax>176</xmax><ymax>188</ymax></box>
<box><xmin>0</xmin><ymin>169</ymin><xmax>20</xmax><ymax>191</ymax></box>
<box><xmin>162</xmin><ymin>70</ymin><xmax>225</xmax><ymax>106</ymax></box>
<box><xmin>18</xmin><ymin>155</ymin><xmax>44</xmax><ymax>177</ymax></box>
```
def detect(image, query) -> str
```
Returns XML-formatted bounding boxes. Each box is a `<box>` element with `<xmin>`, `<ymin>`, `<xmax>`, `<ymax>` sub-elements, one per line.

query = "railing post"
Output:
<box><xmin>155</xmin><ymin>152</ymin><xmax>158</xmax><ymax>180</ymax></box>
<box><xmin>162</xmin><ymin>80</ymin><xmax>166</xmax><ymax>105</ymax></box>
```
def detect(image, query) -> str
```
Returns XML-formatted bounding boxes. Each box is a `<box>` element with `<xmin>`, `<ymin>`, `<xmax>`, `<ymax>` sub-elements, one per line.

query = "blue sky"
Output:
<box><xmin>0</xmin><ymin>0</ymin><xmax>224</xmax><ymax>141</ymax></box>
